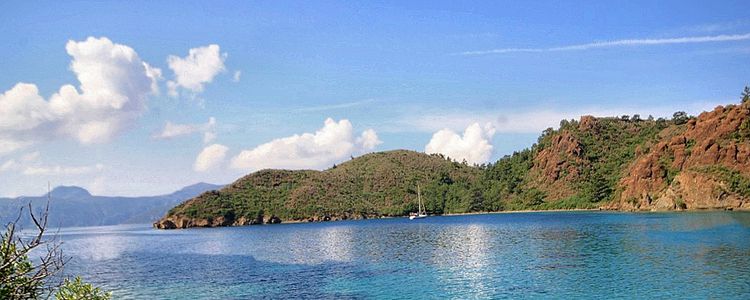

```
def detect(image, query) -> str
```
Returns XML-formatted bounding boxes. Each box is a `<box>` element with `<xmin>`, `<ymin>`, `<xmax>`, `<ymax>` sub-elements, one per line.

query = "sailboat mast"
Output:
<box><xmin>417</xmin><ymin>184</ymin><xmax>423</xmax><ymax>214</ymax></box>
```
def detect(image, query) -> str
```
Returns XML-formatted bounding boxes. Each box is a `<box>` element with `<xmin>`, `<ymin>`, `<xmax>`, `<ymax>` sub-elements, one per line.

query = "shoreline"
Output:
<box><xmin>155</xmin><ymin>207</ymin><xmax>749</xmax><ymax>230</ymax></box>
<box><xmin>440</xmin><ymin>208</ymin><xmax>601</xmax><ymax>217</ymax></box>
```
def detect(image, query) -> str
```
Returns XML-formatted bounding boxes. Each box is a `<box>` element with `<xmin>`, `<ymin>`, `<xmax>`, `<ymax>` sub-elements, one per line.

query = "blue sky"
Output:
<box><xmin>1</xmin><ymin>0</ymin><xmax>749</xmax><ymax>196</ymax></box>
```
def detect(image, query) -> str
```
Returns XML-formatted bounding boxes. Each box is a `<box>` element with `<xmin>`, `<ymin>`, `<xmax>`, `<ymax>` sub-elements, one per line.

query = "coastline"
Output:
<box><xmin>155</xmin><ymin>207</ymin><xmax>750</xmax><ymax>230</ymax></box>
<box><xmin>440</xmin><ymin>208</ymin><xmax>601</xmax><ymax>217</ymax></box>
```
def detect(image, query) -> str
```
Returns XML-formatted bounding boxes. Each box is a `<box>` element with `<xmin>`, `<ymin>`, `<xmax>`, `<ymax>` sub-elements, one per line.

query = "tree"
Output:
<box><xmin>742</xmin><ymin>86</ymin><xmax>750</xmax><ymax>103</ymax></box>
<box><xmin>559</xmin><ymin>119</ymin><xmax>570</xmax><ymax>129</ymax></box>
<box><xmin>672</xmin><ymin>111</ymin><xmax>689</xmax><ymax>125</ymax></box>
<box><xmin>1</xmin><ymin>202</ymin><xmax>110</xmax><ymax>299</ymax></box>
<box><xmin>631</xmin><ymin>114</ymin><xmax>641</xmax><ymax>122</ymax></box>
<box><xmin>1</xmin><ymin>203</ymin><xmax>65</xmax><ymax>299</ymax></box>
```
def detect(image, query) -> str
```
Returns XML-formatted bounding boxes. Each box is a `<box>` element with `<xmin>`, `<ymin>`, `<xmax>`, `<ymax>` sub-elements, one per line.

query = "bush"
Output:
<box><xmin>55</xmin><ymin>277</ymin><xmax>111</xmax><ymax>300</ymax></box>
<box><xmin>673</xmin><ymin>111</ymin><xmax>688</xmax><ymax>125</ymax></box>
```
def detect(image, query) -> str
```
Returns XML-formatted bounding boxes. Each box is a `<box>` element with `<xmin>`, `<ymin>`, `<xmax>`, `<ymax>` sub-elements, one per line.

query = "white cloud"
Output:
<box><xmin>232</xmin><ymin>70</ymin><xmax>241</xmax><ymax>82</ymax></box>
<box><xmin>167</xmin><ymin>44</ymin><xmax>226</xmax><ymax>96</ymax></box>
<box><xmin>194</xmin><ymin>144</ymin><xmax>228</xmax><ymax>172</ymax></box>
<box><xmin>394</xmin><ymin>100</ymin><xmax>721</xmax><ymax>135</ymax></box>
<box><xmin>0</xmin><ymin>151</ymin><xmax>104</xmax><ymax>176</ymax></box>
<box><xmin>153</xmin><ymin>117</ymin><xmax>217</xmax><ymax>143</ymax></box>
<box><xmin>403</xmin><ymin>110</ymin><xmax>569</xmax><ymax>134</ymax></box>
<box><xmin>23</xmin><ymin>163</ymin><xmax>104</xmax><ymax>176</ymax></box>
<box><xmin>230</xmin><ymin>118</ymin><xmax>380</xmax><ymax>171</ymax></box>
<box><xmin>356</xmin><ymin>129</ymin><xmax>382</xmax><ymax>150</ymax></box>
<box><xmin>425</xmin><ymin>123</ymin><xmax>496</xmax><ymax>164</ymax></box>
<box><xmin>459</xmin><ymin>32</ymin><xmax>750</xmax><ymax>55</ymax></box>
<box><xmin>0</xmin><ymin>37</ymin><xmax>159</xmax><ymax>154</ymax></box>
<box><xmin>0</xmin><ymin>139</ymin><xmax>33</xmax><ymax>157</ymax></box>
<box><xmin>0</xmin><ymin>159</ymin><xmax>17</xmax><ymax>172</ymax></box>
<box><xmin>294</xmin><ymin>99</ymin><xmax>377</xmax><ymax>112</ymax></box>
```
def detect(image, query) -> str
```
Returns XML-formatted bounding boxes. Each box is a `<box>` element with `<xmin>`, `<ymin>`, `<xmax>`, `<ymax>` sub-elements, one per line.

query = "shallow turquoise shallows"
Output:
<box><xmin>55</xmin><ymin>212</ymin><xmax>750</xmax><ymax>299</ymax></box>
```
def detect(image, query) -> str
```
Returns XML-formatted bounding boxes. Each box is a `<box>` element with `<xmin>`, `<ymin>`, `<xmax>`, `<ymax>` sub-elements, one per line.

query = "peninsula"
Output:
<box><xmin>155</xmin><ymin>100</ymin><xmax>750</xmax><ymax>229</ymax></box>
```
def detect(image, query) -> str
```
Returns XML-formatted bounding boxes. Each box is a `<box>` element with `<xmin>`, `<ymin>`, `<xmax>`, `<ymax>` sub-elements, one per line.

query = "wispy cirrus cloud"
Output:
<box><xmin>458</xmin><ymin>33</ymin><xmax>750</xmax><ymax>56</ymax></box>
<box><xmin>293</xmin><ymin>99</ymin><xmax>377</xmax><ymax>112</ymax></box>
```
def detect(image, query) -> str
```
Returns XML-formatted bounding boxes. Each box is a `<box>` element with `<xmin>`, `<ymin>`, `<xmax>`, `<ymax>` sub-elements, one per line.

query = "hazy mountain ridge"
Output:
<box><xmin>0</xmin><ymin>182</ymin><xmax>223</xmax><ymax>228</ymax></box>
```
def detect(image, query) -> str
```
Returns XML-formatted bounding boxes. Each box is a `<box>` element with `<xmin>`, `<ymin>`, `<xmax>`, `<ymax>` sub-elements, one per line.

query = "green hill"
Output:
<box><xmin>156</xmin><ymin>150</ymin><xmax>482</xmax><ymax>228</ymax></box>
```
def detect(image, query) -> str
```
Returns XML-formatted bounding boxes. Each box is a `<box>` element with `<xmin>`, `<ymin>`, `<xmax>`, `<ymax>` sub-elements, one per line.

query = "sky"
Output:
<box><xmin>1</xmin><ymin>0</ymin><xmax>749</xmax><ymax>197</ymax></box>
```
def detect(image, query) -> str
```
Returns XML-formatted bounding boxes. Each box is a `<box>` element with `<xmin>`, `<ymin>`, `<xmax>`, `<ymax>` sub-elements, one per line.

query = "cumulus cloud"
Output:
<box><xmin>194</xmin><ymin>144</ymin><xmax>229</xmax><ymax>172</ymax></box>
<box><xmin>356</xmin><ymin>129</ymin><xmax>382</xmax><ymax>150</ymax></box>
<box><xmin>425</xmin><ymin>123</ymin><xmax>496</xmax><ymax>164</ymax></box>
<box><xmin>230</xmin><ymin>118</ymin><xmax>381</xmax><ymax>171</ymax></box>
<box><xmin>167</xmin><ymin>44</ymin><xmax>226</xmax><ymax>96</ymax></box>
<box><xmin>232</xmin><ymin>70</ymin><xmax>241</xmax><ymax>82</ymax></box>
<box><xmin>153</xmin><ymin>117</ymin><xmax>217</xmax><ymax>143</ymax></box>
<box><xmin>0</xmin><ymin>37</ymin><xmax>160</xmax><ymax>155</ymax></box>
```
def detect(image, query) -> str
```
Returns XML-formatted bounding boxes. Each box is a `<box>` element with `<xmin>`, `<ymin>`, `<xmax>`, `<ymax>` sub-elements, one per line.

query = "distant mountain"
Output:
<box><xmin>0</xmin><ymin>183</ymin><xmax>223</xmax><ymax>228</ymax></box>
<box><xmin>156</xmin><ymin>100</ymin><xmax>750</xmax><ymax>229</ymax></box>
<box><xmin>50</xmin><ymin>186</ymin><xmax>91</xmax><ymax>198</ymax></box>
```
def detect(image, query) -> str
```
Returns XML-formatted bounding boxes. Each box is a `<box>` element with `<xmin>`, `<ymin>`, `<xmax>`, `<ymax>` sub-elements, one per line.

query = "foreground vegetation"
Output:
<box><xmin>1</xmin><ymin>204</ymin><xmax>110</xmax><ymax>299</ymax></box>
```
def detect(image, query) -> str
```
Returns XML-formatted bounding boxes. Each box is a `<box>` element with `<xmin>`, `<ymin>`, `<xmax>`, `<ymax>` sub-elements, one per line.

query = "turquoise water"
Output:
<box><xmin>56</xmin><ymin>212</ymin><xmax>750</xmax><ymax>299</ymax></box>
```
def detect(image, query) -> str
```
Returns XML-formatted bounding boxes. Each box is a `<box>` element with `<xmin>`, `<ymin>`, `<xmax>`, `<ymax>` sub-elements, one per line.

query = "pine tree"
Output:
<box><xmin>742</xmin><ymin>86</ymin><xmax>750</xmax><ymax>103</ymax></box>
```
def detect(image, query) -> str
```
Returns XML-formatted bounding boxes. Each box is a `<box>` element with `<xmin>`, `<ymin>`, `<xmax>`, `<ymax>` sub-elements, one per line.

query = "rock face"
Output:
<box><xmin>530</xmin><ymin>131</ymin><xmax>587</xmax><ymax>200</ymax></box>
<box><xmin>153</xmin><ymin>213</ymin><xmax>264</xmax><ymax>229</ymax></box>
<box><xmin>614</xmin><ymin>102</ymin><xmax>750</xmax><ymax>211</ymax></box>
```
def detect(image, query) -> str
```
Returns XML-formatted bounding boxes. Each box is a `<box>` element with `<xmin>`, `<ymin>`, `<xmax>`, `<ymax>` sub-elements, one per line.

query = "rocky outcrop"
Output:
<box><xmin>153</xmin><ymin>213</ymin><xmax>265</xmax><ymax>229</ymax></box>
<box><xmin>615</xmin><ymin>102</ymin><xmax>750</xmax><ymax>211</ymax></box>
<box><xmin>530</xmin><ymin>131</ymin><xmax>586</xmax><ymax>199</ymax></box>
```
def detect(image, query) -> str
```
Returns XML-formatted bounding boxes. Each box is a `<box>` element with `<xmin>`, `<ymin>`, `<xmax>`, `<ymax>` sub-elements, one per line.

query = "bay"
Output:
<box><xmin>55</xmin><ymin>211</ymin><xmax>750</xmax><ymax>299</ymax></box>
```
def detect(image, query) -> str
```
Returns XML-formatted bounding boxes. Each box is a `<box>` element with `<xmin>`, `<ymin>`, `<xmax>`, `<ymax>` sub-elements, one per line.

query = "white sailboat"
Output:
<box><xmin>410</xmin><ymin>184</ymin><xmax>428</xmax><ymax>220</ymax></box>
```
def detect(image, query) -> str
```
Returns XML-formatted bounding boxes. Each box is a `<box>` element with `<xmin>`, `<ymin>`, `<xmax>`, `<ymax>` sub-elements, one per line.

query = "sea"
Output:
<box><xmin>52</xmin><ymin>211</ymin><xmax>750</xmax><ymax>299</ymax></box>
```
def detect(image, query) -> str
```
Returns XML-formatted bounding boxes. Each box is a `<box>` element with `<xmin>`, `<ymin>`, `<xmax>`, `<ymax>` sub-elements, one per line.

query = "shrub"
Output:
<box><xmin>672</xmin><ymin>111</ymin><xmax>688</xmax><ymax>125</ymax></box>
<box><xmin>55</xmin><ymin>277</ymin><xmax>111</xmax><ymax>300</ymax></box>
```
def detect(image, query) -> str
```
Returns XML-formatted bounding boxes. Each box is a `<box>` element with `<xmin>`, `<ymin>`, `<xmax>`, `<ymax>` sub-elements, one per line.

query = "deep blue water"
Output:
<box><xmin>53</xmin><ymin>212</ymin><xmax>750</xmax><ymax>299</ymax></box>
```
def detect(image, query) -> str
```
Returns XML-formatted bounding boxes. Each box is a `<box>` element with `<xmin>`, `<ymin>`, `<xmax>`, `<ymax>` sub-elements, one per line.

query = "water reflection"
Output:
<box><xmin>66</xmin><ymin>234</ymin><xmax>129</xmax><ymax>261</ymax></box>
<box><xmin>656</xmin><ymin>212</ymin><xmax>736</xmax><ymax>232</ymax></box>
<box><xmin>729</xmin><ymin>212</ymin><xmax>750</xmax><ymax>227</ymax></box>
<box><xmin>284</xmin><ymin>225</ymin><xmax>355</xmax><ymax>264</ymax></box>
<box><xmin>431</xmin><ymin>224</ymin><xmax>493</xmax><ymax>297</ymax></box>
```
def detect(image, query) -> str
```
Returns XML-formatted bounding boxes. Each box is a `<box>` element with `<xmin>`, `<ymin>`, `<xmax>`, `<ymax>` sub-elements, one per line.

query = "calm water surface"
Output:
<box><xmin>55</xmin><ymin>212</ymin><xmax>750</xmax><ymax>299</ymax></box>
